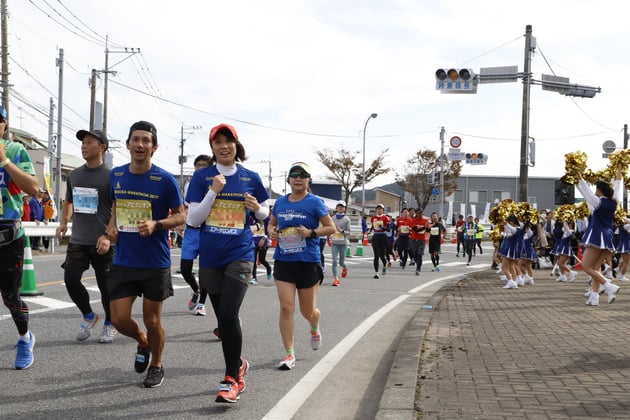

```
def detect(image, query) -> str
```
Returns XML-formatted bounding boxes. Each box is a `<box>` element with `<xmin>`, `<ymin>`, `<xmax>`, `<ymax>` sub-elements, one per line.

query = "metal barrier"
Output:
<box><xmin>22</xmin><ymin>221</ymin><xmax>72</xmax><ymax>253</ymax></box>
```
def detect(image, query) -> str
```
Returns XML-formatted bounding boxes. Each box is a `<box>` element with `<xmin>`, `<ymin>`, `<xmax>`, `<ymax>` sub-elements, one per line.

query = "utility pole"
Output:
<box><xmin>55</xmin><ymin>48</ymin><xmax>64</xmax><ymax>211</ymax></box>
<box><xmin>1</xmin><ymin>0</ymin><xmax>9</xmax><ymax>137</ymax></box>
<box><xmin>518</xmin><ymin>24</ymin><xmax>534</xmax><ymax>202</ymax></box>
<box><xmin>47</xmin><ymin>98</ymin><xmax>55</xmax><ymax>159</ymax></box>
<box><xmin>179</xmin><ymin>123</ymin><xmax>202</xmax><ymax>192</ymax></box>
<box><xmin>89</xmin><ymin>69</ymin><xmax>97</xmax><ymax>130</ymax></box>
<box><xmin>625</xmin><ymin>123</ymin><xmax>628</xmax><ymax>211</ymax></box>
<box><xmin>439</xmin><ymin>126</ymin><xmax>445</xmax><ymax>217</ymax></box>
<box><xmin>101</xmin><ymin>36</ymin><xmax>139</xmax><ymax>138</ymax></box>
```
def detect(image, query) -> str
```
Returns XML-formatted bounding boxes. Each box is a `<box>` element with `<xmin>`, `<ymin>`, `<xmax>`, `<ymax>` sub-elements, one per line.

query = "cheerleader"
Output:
<box><xmin>553</xmin><ymin>221</ymin><xmax>576</xmax><ymax>282</ymax></box>
<box><xmin>499</xmin><ymin>215</ymin><xmax>522</xmax><ymax>289</ymax></box>
<box><xmin>616</xmin><ymin>218</ymin><xmax>630</xmax><ymax>281</ymax></box>
<box><xmin>549</xmin><ymin>220</ymin><xmax>563</xmax><ymax>277</ymax></box>
<box><xmin>576</xmin><ymin>166</ymin><xmax>622</xmax><ymax>305</ymax></box>
<box><xmin>518</xmin><ymin>220</ymin><xmax>537</xmax><ymax>285</ymax></box>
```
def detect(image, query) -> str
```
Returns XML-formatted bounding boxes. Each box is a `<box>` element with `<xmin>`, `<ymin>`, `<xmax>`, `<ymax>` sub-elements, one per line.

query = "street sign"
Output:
<box><xmin>466</xmin><ymin>156</ymin><xmax>489</xmax><ymax>165</ymax></box>
<box><xmin>450</xmin><ymin>136</ymin><xmax>462</xmax><ymax>148</ymax></box>
<box><xmin>602</xmin><ymin>140</ymin><xmax>616</xmax><ymax>153</ymax></box>
<box><xmin>431</xmin><ymin>187</ymin><xmax>439</xmax><ymax>196</ymax></box>
<box><xmin>435</xmin><ymin>80</ymin><xmax>478</xmax><ymax>93</ymax></box>
<box><xmin>478</xmin><ymin>66</ymin><xmax>519</xmax><ymax>83</ymax></box>
<box><xmin>447</xmin><ymin>148</ymin><xmax>466</xmax><ymax>160</ymax></box>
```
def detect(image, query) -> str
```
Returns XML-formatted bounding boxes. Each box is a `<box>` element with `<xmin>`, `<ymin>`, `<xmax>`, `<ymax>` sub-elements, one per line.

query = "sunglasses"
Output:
<box><xmin>289</xmin><ymin>172</ymin><xmax>310</xmax><ymax>179</ymax></box>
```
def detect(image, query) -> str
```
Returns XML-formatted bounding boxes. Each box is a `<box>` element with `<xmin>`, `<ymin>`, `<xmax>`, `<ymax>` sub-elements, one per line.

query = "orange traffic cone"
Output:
<box><xmin>362</xmin><ymin>233</ymin><xmax>368</xmax><ymax>246</ymax></box>
<box><xmin>574</xmin><ymin>245</ymin><xmax>583</xmax><ymax>271</ymax></box>
<box><xmin>20</xmin><ymin>236</ymin><xmax>43</xmax><ymax>296</ymax></box>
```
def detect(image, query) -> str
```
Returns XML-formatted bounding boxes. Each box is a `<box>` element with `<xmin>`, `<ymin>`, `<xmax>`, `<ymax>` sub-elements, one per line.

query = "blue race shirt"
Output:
<box><xmin>186</xmin><ymin>164</ymin><xmax>269</xmax><ymax>268</ymax></box>
<box><xmin>110</xmin><ymin>164</ymin><xmax>182</xmax><ymax>268</ymax></box>
<box><xmin>272</xmin><ymin>193</ymin><xmax>329</xmax><ymax>263</ymax></box>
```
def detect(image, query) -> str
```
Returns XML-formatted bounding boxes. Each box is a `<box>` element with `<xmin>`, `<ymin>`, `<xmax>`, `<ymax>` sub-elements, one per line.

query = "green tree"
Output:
<box><xmin>316</xmin><ymin>147</ymin><xmax>391</xmax><ymax>205</ymax></box>
<box><xmin>396</xmin><ymin>149</ymin><xmax>461</xmax><ymax>212</ymax></box>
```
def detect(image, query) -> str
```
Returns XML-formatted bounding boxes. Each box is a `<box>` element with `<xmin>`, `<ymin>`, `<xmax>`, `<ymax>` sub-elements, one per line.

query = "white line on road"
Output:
<box><xmin>262</xmin><ymin>274</ymin><xmax>458</xmax><ymax>420</ymax></box>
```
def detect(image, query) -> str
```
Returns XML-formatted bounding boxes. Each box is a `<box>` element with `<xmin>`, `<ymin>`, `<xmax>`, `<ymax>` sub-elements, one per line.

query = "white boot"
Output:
<box><xmin>568</xmin><ymin>271</ymin><xmax>577</xmax><ymax>282</ymax></box>
<box><xmin>604</xmin><ymin>281</ymin><xmax>620</xmax><ymax>303</ymax></box>
<box><xmin>586</xmin><ymin>291</ymin><xmax>599</xmax><ymax>306</ymax></box>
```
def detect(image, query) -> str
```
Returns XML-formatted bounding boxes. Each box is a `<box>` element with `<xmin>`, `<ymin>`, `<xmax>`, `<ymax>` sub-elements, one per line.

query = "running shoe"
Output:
<box><xmin>76</xmin><ymin>314</ymin><xmax>101</xmax><ymax>341</ymax></box>
<box><xmin>98</xmin><ymin>324</ymin><xmax>117</xmax><ymax>343</ymax></box>
<box><xmin>188</xmin><ymin>292</ymin><xmax>200</xmax><ymax>311</ymax></box>
<box><xmin>332</xmin><ymin>277</ymin><xmax>341</xmax><ymax>287</ymax></box>
<box><xmin>387</xmin><ymin>262</ymin><xmax>392</xmax><ymax>268</ymax></box>
<box><xmin>213</xmin><ymin>328</ymin><xmax>222</xmax><ymax>340</ymax></box>
<box><xmin>143</xmin><ymin>366</ymin><xmax>164</xmax><ymax>388</ymax></box>
<box><xmin>266</xmin><ymin>273</ymin><xmax>273</xmax><ymax>280</ymax></box>
<box><xmin>14</xmin><ymin>331</ymin><xmax>35</xmax><ymax>370</ymax></box>
<box><xmin>195</xmin><ymin>304</ymin><xmax>207</xmax><ymax>316</ymax></box>
<box><xmin>216</xmin><ymin>376</ymin><xmax>239</xmax><ymax>403</ymax></box>
<box><xmin>382</xmin><ymin>267</ymin><xmax>387</xmax><ymax>276</ymax></box>
<box><xmin>249</xmin><ymin>278</ymin><xmax>258</xmax><ymax>285</ymax></box>
<box><xmin>373</xmin><ymin>273</ymin><xmax>380</xmax><ymax>279</ymax></box>
<box><xmin>341</xmin><ymin>267</ymin><xmax>348</xmax><ymax>278</ymax></box>
<box><xmin>135</xmin><ymin>345</ymin><xmax>151</xmax><ymax>373</ymax></box>
<box><xmin>278</xmin><ymin>354</ymin><xmax>296</xmax><ymax>370</ymax></box>
<box><xmin>310</xmin><ymin>329</ymin><xmax>322</xmax><ymax>350</ymax></box>
<box><xmin>237</xmin><ymin>356</ymin><xmax>249</xmax><ymax>394</ymax></box>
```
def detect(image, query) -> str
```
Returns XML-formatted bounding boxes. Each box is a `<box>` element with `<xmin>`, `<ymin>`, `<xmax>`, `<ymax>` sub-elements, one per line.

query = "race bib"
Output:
<box><xmin>116</xmin><ymin>199</ymin><xmax>152</xmax><ymax>232</ymax></box>
<box><xmin>399</xmin><ymin>225</ymin><xmax>409</xmax><ymax>234</ymax></box>
<box><xmin>278</xmin><ymin>227</ymin><xmax>306</xmax><ymax>252</ymax></box>
<box><xmin>333</xmin><ymin>232</ymin><xmax>345</xmax><ymax>240</ymax></box>
<box><xmin>430</xmin><ymin>227</ymin><xmax>439</xmax><ymax>235</ymax></box>
<box><xmin>467</xmin><ymin>229</ymin><xmax>476</xmax><ymax>236</ymax></box>
<box><xmin>206</xmin><ymin>199</ymin><xmax>246</xmax><ymax>230</ymax></box>
<box><xmin>73</xmin><ymin>187</ymin><xmax>98</xmax><ymax>214</ymax></box>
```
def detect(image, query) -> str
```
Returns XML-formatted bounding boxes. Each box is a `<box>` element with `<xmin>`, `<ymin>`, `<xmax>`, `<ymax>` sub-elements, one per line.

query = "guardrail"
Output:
<box><xmin>22</xmin><ymin>221</ymin><xmax>71</xmax><ymax>253</ymax></box>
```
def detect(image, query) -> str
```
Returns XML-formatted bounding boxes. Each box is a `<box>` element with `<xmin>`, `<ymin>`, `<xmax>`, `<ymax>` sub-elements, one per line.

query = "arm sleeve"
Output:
<box><xmin>186</xmin><ymin>190</ymin><xmax>217</xmax><ymax>227</ymax></box>
<box><xmin>254</xmin><ymin>200</ymin><xmax>270</xmax><ymax>220</ymax></box>
<box><xmin>576</xmin><ymin>179</ymin><xmax>600</xmax><ymax>209</ymax></box>
<box><xmin>613</xmin><ymin>179</ymin><xmax>623</xmax><ymax>202</ymax></box>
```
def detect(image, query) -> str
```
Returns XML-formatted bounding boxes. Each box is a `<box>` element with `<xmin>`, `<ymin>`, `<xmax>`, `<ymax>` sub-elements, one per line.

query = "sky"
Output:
<box><xmin>5</xmin><ymin>0</ymin><xmax>630</xmax><ymax>196</ymax></box>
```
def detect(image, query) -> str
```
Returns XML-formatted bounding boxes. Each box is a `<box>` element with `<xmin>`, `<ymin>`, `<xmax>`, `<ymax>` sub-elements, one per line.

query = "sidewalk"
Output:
<box><xmin>414</xmin><ymin>269</ymin><xmax>630</xmax><ymax>419</ymax></box>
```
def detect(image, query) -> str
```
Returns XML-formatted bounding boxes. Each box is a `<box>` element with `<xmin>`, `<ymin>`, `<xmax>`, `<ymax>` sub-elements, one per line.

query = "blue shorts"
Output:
<box><xmin>181</xmin><ymin>226</ymin><xmax>200</xmax><ymax>260</ymax></box>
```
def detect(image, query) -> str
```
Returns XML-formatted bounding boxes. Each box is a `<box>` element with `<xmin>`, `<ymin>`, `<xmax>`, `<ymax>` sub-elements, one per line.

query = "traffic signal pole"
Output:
<box><xmin>518</xmin><ymin>24</ymin><xmax>533</xmax><ymax>202</ymax></box>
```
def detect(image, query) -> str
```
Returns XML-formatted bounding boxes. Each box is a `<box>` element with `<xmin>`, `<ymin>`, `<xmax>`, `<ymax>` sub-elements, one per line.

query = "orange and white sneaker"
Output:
<box><xmin>310</xmin><ymin>329</ymin><xmax>322</xmax><ymax>350</ymax></box>
<box><xmin>332</xmin><ymin>277</ymin><xmax>341</xmax><ymax>287</ymax></box>
<box><xmin>341</xmin><ymin>266</ymin><xmax>348</xmax><ymax>278</ymax></box>
<box><xmin>215</xmin><ymin>376</ymin><xmax>239</xmax><ymax>403</ymax></box>
<box><xmin>237</xmin><ymin>356</ymin><xmax>249</xmax><ymax>394</ymax></box>
<box><xmin>278</xmin><ymin>354</ymin><xmax>296</xmax><ymax>370</ymax></box>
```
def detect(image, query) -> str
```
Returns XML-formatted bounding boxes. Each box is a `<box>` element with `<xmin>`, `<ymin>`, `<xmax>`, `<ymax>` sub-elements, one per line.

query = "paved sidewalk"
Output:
<box><xmin>415</xmin><ymin>269</ymin><xmax>630</xmax><ymax>419</ymax></box>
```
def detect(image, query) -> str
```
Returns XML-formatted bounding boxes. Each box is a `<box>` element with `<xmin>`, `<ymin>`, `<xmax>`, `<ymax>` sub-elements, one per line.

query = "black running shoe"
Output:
<box><xmin>143</xmin><ymin>366</ymin><xmax>164</xmax><ymax>388</ymax></box>
<box><xmin>135</xmin><ymin>346</ymin><xmax>151</xmax><ymax>373</ymax></box>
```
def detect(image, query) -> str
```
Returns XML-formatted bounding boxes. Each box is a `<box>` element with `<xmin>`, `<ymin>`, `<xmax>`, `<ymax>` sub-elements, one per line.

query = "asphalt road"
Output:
<box><xmin>0</xmin><ymin>242</ymin><xmax>491</xmax><ymax>419</ymax></box>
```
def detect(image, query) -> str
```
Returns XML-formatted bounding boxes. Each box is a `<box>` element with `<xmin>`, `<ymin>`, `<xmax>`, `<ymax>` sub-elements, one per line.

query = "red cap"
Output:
<box><xmin>209</xmin><ymin>123</ymin><xmax>238</xmax><ymax>144</ymax></box>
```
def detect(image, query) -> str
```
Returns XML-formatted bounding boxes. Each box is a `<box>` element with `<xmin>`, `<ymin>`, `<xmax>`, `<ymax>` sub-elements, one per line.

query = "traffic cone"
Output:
<box><xmin>20</xmin><ymin>236</ymin><xmax>43</xmax><ymax>296</ymax></box>
<box><xmin>346</xmin><ymin>245</ymin><xmax>352</xmax><ymax>258</ymax></box>
<box><xmin>362</xmin><ymin>233</ymin><xmax>368</xmax><ymax>246</ymax></box>
<box><xmin>355</xmin><ymin>242</ymin><xmax>363</xmax><ymax>256</ymax></box>
<box><xmin>574</xmin><ymin>245</ymin><xmax>583</xmax><ymax>271</ymax></box>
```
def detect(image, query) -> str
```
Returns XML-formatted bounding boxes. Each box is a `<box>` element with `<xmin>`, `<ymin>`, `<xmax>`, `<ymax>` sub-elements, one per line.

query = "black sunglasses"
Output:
<box><xmin>289</xmin><ymin>172</ymin><xmax>310</xmax><ymax>179</ymax></box>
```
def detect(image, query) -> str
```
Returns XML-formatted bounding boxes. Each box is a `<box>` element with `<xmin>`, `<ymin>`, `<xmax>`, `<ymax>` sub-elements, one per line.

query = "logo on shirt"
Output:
<box><xmin>150</xmin><ymin>176</ymin><xmax>162</xmax><ymax>181</ymax></box>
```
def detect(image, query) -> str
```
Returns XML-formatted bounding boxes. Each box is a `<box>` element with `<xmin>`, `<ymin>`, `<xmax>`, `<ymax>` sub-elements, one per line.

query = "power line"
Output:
<box><xmin>55</xmin><ymin>0</ymin><xmax>124</xmax><ymax>49</ymax></box>
<box><xmin>26</xmin><ymin>0</ymin><xmax>104</xmax><ymax>46</ymax></box>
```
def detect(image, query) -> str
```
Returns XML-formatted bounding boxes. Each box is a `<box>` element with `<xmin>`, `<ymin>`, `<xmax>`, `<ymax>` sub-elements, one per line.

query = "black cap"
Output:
<box><xmin>76</xmin><ymin>129</ymin><xmax>108</xmax><ymax>150</ymax></box>
<box><xmin>128</xmin><ymin>121</ymin><xmax>158</xmax><ymax>145</ymax></box>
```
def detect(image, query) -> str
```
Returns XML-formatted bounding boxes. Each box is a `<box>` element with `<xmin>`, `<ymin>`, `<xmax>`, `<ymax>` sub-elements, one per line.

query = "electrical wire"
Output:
<box><xmin>55</xmin><ymin>0</ymin><xmax>125</xmax><ymax>49</ymax></box>
<box><xmin>27</xmin><ymin>0</ymin><xmax>104</xmax><ymax>47</ymax></box>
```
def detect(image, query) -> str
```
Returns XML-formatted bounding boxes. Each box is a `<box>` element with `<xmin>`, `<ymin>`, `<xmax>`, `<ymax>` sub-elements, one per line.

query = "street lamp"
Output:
<box><xmin>361</xmin><ymin>113</ymin><xmax>378</xmax><ymax>216</ymax></box>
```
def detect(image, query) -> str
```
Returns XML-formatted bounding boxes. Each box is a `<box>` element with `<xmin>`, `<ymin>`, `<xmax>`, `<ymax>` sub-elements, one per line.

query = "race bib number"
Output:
<box><xmin>73</xmin><ymin>187</ymin><xmax>98</xmax><ymax>214</ymax></box>
<box><xmin>467</xmin><ymin>229</ymin><xmax>476</xmax><ymax>236</ymax></box>
<box><xmin>333</xmin><ymin>232</ymin><xmax>345</xmax><ymax>240</ymax></box>
<box><xmin>116</xmin><ymin>199</ymin><xmax>152</xmax><ymax>232</ymax></box>
<box><xmin>430</xmin><ymin>227</ymin><xmax>439</xmax><ymax>235</ymax></box>
<box><xmin>206</xmin><ymin>199</ymin><xmax>246</xmax><ymax>231</ymax></box>
<box><xmin>278</xmin><ymin>227</ymin><xmax>306</xmax><ymax>253</ymax></box>
<box><xmin>399</xmin><ymin>225</ymin><xmax>409</xmax><ymax>234</ymax></box>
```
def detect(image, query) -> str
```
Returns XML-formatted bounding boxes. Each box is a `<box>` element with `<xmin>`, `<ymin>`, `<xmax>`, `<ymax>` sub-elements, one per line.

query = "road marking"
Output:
<box><xmin>22</xmin><ymin>296</ymin><xmax>75</xmax><ymax>309</ymax></box>
<box><xmin>263</xmin><ymin>275</ymin><xmax>457</xmax><ymax>420</ymax></box>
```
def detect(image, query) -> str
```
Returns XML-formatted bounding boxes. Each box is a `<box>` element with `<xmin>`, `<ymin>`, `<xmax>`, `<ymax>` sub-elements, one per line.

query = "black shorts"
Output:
<box><xmin>108</xmin><ymin>265</ymin><xmax>172</xmax><ymax>302</ymax></box>
<box><xmin>199</xmin><ymin>260</ymin><xmax>253</xmax><ymax>294</ymax></box>
<box><xmin>61</xmin><ymin>242</ymin><xmax>114</xmax><ymax>272</ymax></box>
<box><xmin>273</xmin><ymin>260</ymin><xmax>323</xmax><ymax>289</ymax></box>
<box><xmin>0</xmin><ymin>235</ymin><xmax>25</xmax><ymax>294</ymax></box>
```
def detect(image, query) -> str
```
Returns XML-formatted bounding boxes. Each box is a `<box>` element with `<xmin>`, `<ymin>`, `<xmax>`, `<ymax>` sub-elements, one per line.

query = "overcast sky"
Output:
<box><xmin>6</xmin><ymin>0</ymin><xmax>628</xmax><ymax>195</ymax></box>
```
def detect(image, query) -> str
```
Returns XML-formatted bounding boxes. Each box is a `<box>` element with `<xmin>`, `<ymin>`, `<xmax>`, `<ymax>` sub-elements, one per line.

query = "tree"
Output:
<box><xmin>316</xmin><ymin>147</ymin><xmax>391</xmax><ymax>205</ymax></box>
<box><xmin>396</xmin><ymin>149</ymin><xmax>461</xmax><ymax>212</ymax></box>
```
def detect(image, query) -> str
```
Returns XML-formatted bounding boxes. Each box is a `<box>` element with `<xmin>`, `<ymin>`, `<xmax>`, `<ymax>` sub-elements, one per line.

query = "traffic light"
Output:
<box><xmin>465</xmin><ymin>153</ymin><xmax>484</xmax><ymax>160</ymax></box>
<box><xmin>435</xmin><ymin>68</ymin><xmax>477</xmax><ymax>93</ymax></box>
<box><xmin>464</xmin><ymin>153</ymin><xmax>488</xmax><ymax>165</ymax></box>
<box><xmin>554</xmin><ymin>180</ymin><xmax>575</xmax><ymax>205</ymax></box>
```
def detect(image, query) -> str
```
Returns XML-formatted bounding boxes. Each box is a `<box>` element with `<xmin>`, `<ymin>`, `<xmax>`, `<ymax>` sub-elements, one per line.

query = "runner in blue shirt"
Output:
<box><xmin>186</xmin><ymin>123</ymin><xmax>269</xmax><ymax>403</ymax></box>
<box><xmin>105</xmin><ymin>121</ymin><xmax>185</xmax><ymax>388</ymax></box>
<box><xmin>268</xmin><ymin>162</ymin><xmax>335</xmax><ymax>371</ymax></box>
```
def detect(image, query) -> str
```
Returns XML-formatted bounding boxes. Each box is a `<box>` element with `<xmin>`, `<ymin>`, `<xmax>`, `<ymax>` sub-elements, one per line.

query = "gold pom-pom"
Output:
<box><xmin>574</xmin><ymin>202</ymin><xmax>590</xmax><ymax>220</ymax></box>
<box><xmin>615</xmin><ymin>205</ymin><xmax>628</xmax><ymax>226</ymax></box>
<box><xmin>563</xmin><ymin>151</ymin><xmax>588</xmax><ymax>185</ymax></box>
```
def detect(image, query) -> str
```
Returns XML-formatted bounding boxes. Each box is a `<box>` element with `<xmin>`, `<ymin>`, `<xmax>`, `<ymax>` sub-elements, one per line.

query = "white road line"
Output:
<box><xmin>22</xmin><ymin>296</ymin><xmax>75</xmax><ymax>309</ymax></box>
<box><xmin>263</xmin><ymin>275</ymin><xmax>454</xmax><ymax>420</ymax></box>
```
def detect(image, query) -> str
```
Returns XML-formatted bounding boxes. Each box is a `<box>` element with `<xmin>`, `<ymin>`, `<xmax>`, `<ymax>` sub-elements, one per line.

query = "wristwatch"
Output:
<box><xmin>156</xmin><ymin>220</ymin><xmax>164</xmax><ymax>231</ymax></box>
<box><xmin>310</xmin><ymin>229</ymin><xmax>318</xmax><ymax>239</ymax></box>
